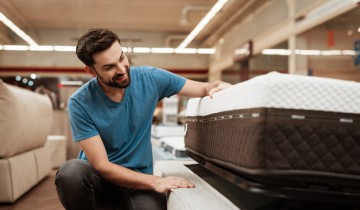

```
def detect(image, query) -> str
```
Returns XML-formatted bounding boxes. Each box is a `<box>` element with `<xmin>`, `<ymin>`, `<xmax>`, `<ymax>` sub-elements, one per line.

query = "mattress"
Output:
<box><xmin>185</xmin><ymin>72</ymin><xmax>360</xmax><ymax>190</ymax></box>
<box><xmin>160</xmin><ymin>136</ymin><xmax>187</xmax><ymax>158</ymax></box>
<box><xmin>151</xmin><ymin>125</ymin><xmax>185</xmax><ymax>139</ymax></box>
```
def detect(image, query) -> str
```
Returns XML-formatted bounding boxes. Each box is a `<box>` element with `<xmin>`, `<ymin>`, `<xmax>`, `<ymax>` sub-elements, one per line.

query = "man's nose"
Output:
<box><xmin>115</xmin><ymin>63</ymin><xmax>127</xmax><ymax>74</ymax></box>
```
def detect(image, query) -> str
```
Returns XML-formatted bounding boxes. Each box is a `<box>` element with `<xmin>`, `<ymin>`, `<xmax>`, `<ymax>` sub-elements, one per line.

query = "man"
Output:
<box><xmin>55</xmin><ymin>28</ymin><xmax>230</xmax><ymax>210</ymax></box>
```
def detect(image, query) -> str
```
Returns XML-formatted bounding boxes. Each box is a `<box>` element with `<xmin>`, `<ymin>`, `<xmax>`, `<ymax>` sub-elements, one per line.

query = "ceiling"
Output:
<box><xmin>0</xmin><ymin>0</ymin><xmax>358</xmax><ymax>48</ymax></box>
<box><xmin>0</xmin><ymin>0</ymin><xmax>270</xmax><ymax>48</ymax></box>
<box><xmin>6</xmin><ymin>0</ymin><xmax>217</xmax><ymax>32</ymax></box>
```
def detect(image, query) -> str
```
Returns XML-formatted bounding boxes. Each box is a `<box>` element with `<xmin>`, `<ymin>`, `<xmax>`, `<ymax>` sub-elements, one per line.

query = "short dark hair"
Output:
<box><xmin>76</xmin><ymin>28</ymin><xmax>121</xmax><ymax>66</ymax></box>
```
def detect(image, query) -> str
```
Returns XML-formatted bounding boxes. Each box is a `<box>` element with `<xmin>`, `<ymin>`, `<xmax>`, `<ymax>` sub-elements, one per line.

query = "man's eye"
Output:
<box><xmin>105</xmin><ymin>66</ymin><xmax>114</xmax><ymax>70</ymax></box>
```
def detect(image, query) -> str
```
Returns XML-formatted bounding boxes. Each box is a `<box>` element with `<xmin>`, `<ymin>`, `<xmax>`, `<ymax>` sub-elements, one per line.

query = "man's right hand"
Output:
<box><xmin>152</xmin><ymin>176</ymin><xmax>195</xmax><ymax>193</ymax></box>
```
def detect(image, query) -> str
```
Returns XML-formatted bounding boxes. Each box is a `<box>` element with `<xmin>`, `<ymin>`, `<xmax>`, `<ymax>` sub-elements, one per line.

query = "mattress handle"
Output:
<box><xmin>339</xmin><ymin>118</ymin><xmax>353</xmax><ymax>123</ymax></box>
<box><xmin>291</xmin><ymin>115</ymin><xmax>305</xmax><ymax>120</ymax></box>
<box><xmin>184</xmin><ymin>123</ymin><xmax>188</xmax><ymax>136</ymax></box>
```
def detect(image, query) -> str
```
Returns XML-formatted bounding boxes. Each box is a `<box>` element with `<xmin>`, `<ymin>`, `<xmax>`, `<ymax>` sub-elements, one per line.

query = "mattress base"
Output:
<box><xmin>187</xmin><ymin>150</ymin><xmax>360</xmax><ymax>205</ymax></box>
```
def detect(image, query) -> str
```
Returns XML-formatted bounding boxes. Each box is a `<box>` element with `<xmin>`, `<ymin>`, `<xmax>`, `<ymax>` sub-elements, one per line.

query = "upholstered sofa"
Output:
<box><xmin>0</xmin><ymin>80</ymin><xmax>53</xmax><ymax>203</ymax></box>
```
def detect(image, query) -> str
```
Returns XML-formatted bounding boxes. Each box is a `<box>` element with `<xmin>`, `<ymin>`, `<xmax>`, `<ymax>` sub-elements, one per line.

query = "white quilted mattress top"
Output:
<box><xmin>186</xmin><ymin>72</ymin><xmax>360</xmax><ymax>116</ymax></box>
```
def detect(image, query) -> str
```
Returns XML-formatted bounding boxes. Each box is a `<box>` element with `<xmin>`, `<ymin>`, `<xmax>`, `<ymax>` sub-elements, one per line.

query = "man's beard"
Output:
<box><xmin>98</xmin><ymin>66</ymin><xmax>131</xmax><ymax>88</ymax></box>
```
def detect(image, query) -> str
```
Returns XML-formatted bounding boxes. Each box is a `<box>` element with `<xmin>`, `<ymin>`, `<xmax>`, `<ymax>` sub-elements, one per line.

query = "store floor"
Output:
<box><xmin>0</xmin><ymin>170</ymin><xmax>63</xmax><ymax>210</ymax></box>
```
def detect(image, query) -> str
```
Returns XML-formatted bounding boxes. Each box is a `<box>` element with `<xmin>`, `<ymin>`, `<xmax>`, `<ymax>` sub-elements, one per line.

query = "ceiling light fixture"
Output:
<box><xmin>261</xmin><ymin>49</ymin><xmax>358</xmax><ymax>56</ymax></box>
<box><xmin>197</xmin><ymin>48</ymin><xmax>215</xmax><ymax>54</ymax></box>
<box><xmin>3</xmin><ymin>45</ymin><xmax>29</xmax><ymax>51</ymax></box>
<box><xmin>133</xmin><ymin>47</ymin><xmax>151</xmax><ymax>53</ymax></box>
<box><xmin>151</xmin><ymin>48</ymin><xmax>174</xmax><ymax>53</ymax></box>
<box><xmin>0</xmin><ymin>44</ymin><xmax>216</xmax><ymax>54</ymax></box>
<box><xmin>54</xmin><ymin>46</ymin><xmax>76</xmax><ymax>52</ymax></box>
<box><xmin>0</xmin><ymin>12</ymin><xmax>38</xmax><ymax>46</ymax></box>
<box><xmin>29</xmin><ymin>45</ymin><xmax>54</xmax><ymax>51</ymax></box>
<box><xmin>175</xmin><ymin>48</ymin><xmax>197</xmax><ymax>54</ymax></box>
<box><xmin>177</xmin><ymin>0</ymin><xmax>229</xmax><ymax>49</ymax></box>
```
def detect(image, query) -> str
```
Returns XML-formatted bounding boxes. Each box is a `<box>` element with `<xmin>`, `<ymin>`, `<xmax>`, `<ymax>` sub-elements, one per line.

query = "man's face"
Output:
<box><xmin>91</xmin><ymin>41</ymin><xmax>131</xmax><ymax>89</ymax></box>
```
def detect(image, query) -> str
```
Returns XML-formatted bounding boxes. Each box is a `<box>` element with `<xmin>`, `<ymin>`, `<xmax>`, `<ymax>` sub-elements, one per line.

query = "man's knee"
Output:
<box><xmin>128</xmin><ymin>190</ymin><xmax>167</xmax><ymax>210</ymax></box>
<box><xmin>55</xmin><ymin>159</ymin><xmax>100</xmax><ymax>210</ymax></box>
<box><xmin>56</xmin><ymin>159</ymin><xmax>93</xmax><ymax>185</ymax></box>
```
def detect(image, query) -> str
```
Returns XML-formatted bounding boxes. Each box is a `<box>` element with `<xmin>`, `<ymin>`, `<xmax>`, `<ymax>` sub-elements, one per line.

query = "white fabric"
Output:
<box><xmin>160</xmin><ymin>136</ymin><xmax>185</xmax><ymax>152</ymax></box>
<box><xmin>151</xmin><ymin>125</ymin><xmax>185</xmax><ymax>138</ymax></box>
<box><xmin>186</xmin><ymin>72</ymin><xmax>360</xmax><ymax>116</ymax></box>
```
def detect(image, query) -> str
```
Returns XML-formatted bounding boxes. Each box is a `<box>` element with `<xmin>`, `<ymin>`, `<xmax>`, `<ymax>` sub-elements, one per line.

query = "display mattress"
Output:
<box><xmin>185</xmin><ymin>72</ymin><xmax>360</xmax><ymax>190</ymax></box>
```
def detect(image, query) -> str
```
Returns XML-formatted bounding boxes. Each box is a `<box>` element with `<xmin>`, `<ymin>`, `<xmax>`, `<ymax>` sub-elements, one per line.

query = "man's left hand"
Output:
<box><xmin>208</xmin><ymin>82</ymin><xmax>231</xmax><ymax>98</ymax></box>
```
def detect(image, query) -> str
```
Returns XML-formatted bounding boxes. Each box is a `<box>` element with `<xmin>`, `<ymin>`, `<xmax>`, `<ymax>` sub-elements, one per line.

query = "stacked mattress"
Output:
<box><xmin>185</xmin><ymin>72</ymin><xmax>360</xmax><ymax>189</ymax></box>
<box><xmin>160</xmin><ymin>136</ymin><xmax>187</xmax><ymax>158</ymax></box>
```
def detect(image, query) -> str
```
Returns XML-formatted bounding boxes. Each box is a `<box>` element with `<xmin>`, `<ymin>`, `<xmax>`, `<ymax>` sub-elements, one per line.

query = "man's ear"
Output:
<box><xmin>84</xmin><ymin>66</ymin><xmax>97</xmax><ymax>77</ymax></box>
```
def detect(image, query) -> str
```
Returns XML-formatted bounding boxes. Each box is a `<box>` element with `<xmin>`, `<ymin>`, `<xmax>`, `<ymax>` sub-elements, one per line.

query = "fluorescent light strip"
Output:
<box><xmin>342</xmin><ymin>50</ymin><xmax>356</xmax><ymax>56</ymax></box>
<box><xmin>133</xmin><ymin>47</ymin><xmax>151</xmax><ymax>53</ymax></box>
<box><xmin>197</xmin><ymin>48</ymin><xmax>215</xmax><ymax>54</ymax></box>
<box><xmin>295</xmin><ymin>49</ymin><xmax>321</xmax><ymax>56</ymax></box>
<box><xmin>175</xmin><ymin>48</ymin><xmax>197</xmax><ymax>54</ymax></box>
<box><xmin>0</xmin><ymin>12</ymin><xmax>38</xmax><ymax>46</ymax></box>
<box><xmin>0</xmin><ymin>45</ymin><xmax>358</xmax><ymax>56</ymax></box>
<box><xmin>178</xmin><ymin>0</ymin><xmax>229</xmax><ymax>49</ymax></box>
<box><xmin>151</xmin><ymin>48</ymin><xmax>174</xmax><ymax>53</ymax></box>
<box><xmin>54</xmin><ymin>46</ymin><xmax>76</xmax><ymax>52</ymax></box>
<box><xmin>3</xmin><ymin>45</ymin><xmax>29</xmax><ymax>51</ymax></box>
<box><xmin>121</xmin><ymin>47</ymin><xmax>133</xmax><ymax>53</ymax></box>
<box><xmin>29</xmin><ymin>45</ymin><xmax>54</xmax><ymax>51</ymax></box>
<box><xmin>261</xmin><ymin>49</ymin><xmax>359</xmax><ymax>56</ymax></box>
<box><xmin>262</xmin><ymin>49</ymin><xmax>290</xmax><ymax>55</ymax></box>
<box><xmin>0</xmin><ymin>45</ymin><xmax>216</xmax><ymax>54</ymax></box>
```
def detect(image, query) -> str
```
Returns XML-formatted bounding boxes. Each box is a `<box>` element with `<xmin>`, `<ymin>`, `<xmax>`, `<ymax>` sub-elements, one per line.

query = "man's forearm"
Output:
<box><xmin>95</xmin><ymin>161</ymin><xmax>157</xmax><ymax>190</ymax></box>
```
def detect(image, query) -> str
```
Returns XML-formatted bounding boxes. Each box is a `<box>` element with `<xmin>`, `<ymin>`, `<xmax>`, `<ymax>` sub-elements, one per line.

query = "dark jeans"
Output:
<box><xmin>55</xmin><ymin>159</ymin><xmax>167</xmax><ymax>210</ymax></box>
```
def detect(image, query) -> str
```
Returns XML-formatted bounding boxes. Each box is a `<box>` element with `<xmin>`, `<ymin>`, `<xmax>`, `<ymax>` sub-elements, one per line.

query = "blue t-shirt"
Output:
<box><xmin>68</xmin><ymin>66</ymin><xmax>186</xmax><ymax>174</ymax></box>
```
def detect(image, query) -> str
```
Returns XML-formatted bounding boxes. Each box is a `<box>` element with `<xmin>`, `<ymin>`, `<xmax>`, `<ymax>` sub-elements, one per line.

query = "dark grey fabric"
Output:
<box><xmin>55</xmin><ymin>159</ymin><xmax>167</xmax><ymax>210</ymax></box>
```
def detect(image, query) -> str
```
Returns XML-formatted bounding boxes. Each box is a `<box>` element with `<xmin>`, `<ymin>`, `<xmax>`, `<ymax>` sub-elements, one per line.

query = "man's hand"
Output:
<box><xmin>179</xmin><ymin>80</ymin><xmax>231</xmax><ymax>98</ymax></box>
<box><xmin>208</xmin><ymin>82</ymin><xmax>231</xmax><ymax>98</ymax></box>
<box><xmin>152</xmin><ymin>176</ymin><xmax>195</xmax><ymax>193</ymax></box>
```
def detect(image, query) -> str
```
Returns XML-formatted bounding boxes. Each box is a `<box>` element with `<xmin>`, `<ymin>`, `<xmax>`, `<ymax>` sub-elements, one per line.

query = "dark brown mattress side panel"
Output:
<box><xmin>185</xmin><ymin>108</ymin><xmax>267</xmax><ymax>169</ymax></box>
<box><xmin>185</xmin><ymin>108</ymin><xmax>360</xmax><ymax>177</ymax></box>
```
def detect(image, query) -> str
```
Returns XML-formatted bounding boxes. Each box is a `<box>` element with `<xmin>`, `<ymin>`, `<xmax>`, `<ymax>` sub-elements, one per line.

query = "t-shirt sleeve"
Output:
<box><xmin>145</xmin><ymin>66</ymin><xmax>186</xmax><ymax>100</ymax></box>
<box><xmin>68</xmin><ymin>98</ymin><xmax>99</xmax><ymax>142</ymax></box>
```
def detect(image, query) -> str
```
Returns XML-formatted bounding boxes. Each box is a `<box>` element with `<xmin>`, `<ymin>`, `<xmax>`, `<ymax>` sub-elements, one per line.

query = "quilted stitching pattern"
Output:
<box><xmin>265</xmin><ymin>76</ymin><xmax>360</xmax><ymax>112</ymax></box>
<box><xmin>265</xmin><ymin>122</ymin><xmax>360</xmax><ymax>174</ymax></box>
